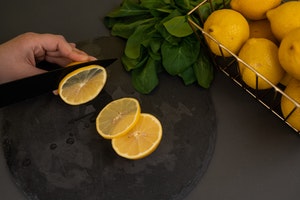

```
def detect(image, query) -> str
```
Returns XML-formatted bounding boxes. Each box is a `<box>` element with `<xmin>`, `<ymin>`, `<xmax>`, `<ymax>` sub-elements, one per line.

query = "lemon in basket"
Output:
<box><xmin>230</xmin><ymin>0</ymin><xmax>281</xmax><ymax>20</ymax></box>
<box><xmin>267</xmin><ymin>1</ymin><xmax>300</xmax><ymax>41</ymax></box>
<box><xmin>281</xmin><ymin>78</ymin><xmax>300</xmax><ymax>131</ymax></box>
<box><xmin>203</xmin><ymin>9</ymin><xmax>249</xmax><ymax>57</ymax></box>
<box><xmin>280</xmin><ymin>73</ymin><xmax>293</xmax><ymax>87</ymax></box>
<box><xmin>278</xmin><ymin>27</ymin><xmax>300</xmax><ymax>81</ymax></box>
<box><xmin>238</xmin><ymin>38</ymin><xmax>285</xmax><ymax>90</ymax></box>
<box><xmin>248</xmin><ymin>19</ymin><xmax>278</xmax><ymax>44</ymax></box>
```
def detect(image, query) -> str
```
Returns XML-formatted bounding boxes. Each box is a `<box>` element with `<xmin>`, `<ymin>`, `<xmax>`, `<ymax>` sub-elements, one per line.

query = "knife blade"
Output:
<box><xmin>0</xmin><ymin>58</ymin><xmax>117</xmax><ymax>108</ymax></box>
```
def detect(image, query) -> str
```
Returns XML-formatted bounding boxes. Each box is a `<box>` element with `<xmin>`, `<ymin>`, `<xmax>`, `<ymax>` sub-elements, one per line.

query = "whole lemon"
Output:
<box><xmin>280</xmin><ymin>73</ymin><xmax>293</xmax><ymax>87</ymax></box>
<box><xmin>248</xmin><ymin>19</ymin><xmax>278</xmax><ymax>44</ymax></box>
<box><xmin>230</xmin><ymin>0</ymin><xmax>281</xmax><ymax>20</ymax></box>
<box><xmin>203</xmin><ymin>9</ymin><xmax>249</xmax><ymax>57</ymax></box>
<box><xmin>267</xmin><ymin>1</ymin><xmax>300</xmax><ymax>41</ymax></box>
<box><xmin>281</xmin><ymin>78</ymin><xmax>300</xmax><ymax>131</ymax></box>
<box><xmin>238</xmin><ymin>38</ymin><xmax>285</xmax><ymax>89</ymax></box>
<box><xmin>278</xmin><ymin>27</ymin><xmax>300</xmax><ymax>80</ymax></box>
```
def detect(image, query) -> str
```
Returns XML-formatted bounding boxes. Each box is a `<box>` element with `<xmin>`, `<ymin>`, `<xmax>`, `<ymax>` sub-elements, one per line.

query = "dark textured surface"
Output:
<box><xmin>2</xmin><ymin>1</ymin><xmax>300</xmax><ymax>200</ymax></box>
<box><xmin>0</xmin><ymin>37</ymin><xmax>217</xmax><ymax>200</ymax></box>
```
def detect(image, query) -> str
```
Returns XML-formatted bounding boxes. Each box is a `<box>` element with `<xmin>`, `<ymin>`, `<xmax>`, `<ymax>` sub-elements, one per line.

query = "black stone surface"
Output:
<box><xmin>0</xmin><ymin>37</ymin><xmax>217</xmax><ymax>200</ymax></box>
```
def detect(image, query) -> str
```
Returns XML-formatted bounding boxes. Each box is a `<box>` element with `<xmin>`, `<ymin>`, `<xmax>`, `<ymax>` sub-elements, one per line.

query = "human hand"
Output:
<box><xmin>0</xmin><ymin>32</ymin><xmax>96</xmax><ymax>84</ymax></box>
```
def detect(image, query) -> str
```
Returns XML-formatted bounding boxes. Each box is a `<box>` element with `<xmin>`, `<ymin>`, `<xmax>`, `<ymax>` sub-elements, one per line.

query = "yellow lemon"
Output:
<box><xmin>278</xmin><ymin>27</ymin><xmax>300</xmax><ymax>80</ymax></box>
<box><xmin>267</xmin><ymin>1</ymin><xmax>300</xmax><ymax>41</ymax></box>
<box><xmin>96</xmin><ymin>98</ymin><xmax>141</xmax><ymax>139</ymax></box>
<box><xmin>238</xmin><ymin>38</ymin><xmax>285</xmax><ymax>89</ymax></box>
<box><xmin>281</xmin><ymin>78</ymin><xmax>300</xmax><ymax>131</ymax></box>
<box><xmin>58</xmin><ymin>65</ymin><xmax>107</xmax><ymax>105</ymax></box>
<box><xmin>231</xmin><ymin>0</ymin><xmax>281</xmax><ymax>20</ymax></box>
<box><xmin>248</xmin><ymin>19</ymin><xmax>278</xmax><ymax>44</ymax></box>
<box><xmin>280</xmin><ymin>73</ymin><xmax>293</xmax><ymax>86</ymax></box>
<box><xmin>112</xmin><ymin>113</ymin><xmax>163</xmax><ymax>160</ymax></box>
<box><xmin>230</xmin><ymin>0</ymin><xmax>281</xmax><ymax>20</ymax></box>
<box><xmin>203</xmin><ymin>9</ymin><xmax>249</xmax><ymax>57</ymax></box>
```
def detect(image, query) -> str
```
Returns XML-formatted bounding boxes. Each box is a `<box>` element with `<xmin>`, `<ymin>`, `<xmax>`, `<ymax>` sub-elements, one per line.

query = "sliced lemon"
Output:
<box><xmin>96</xmin><ymin>97</ymin><xmax>141</xmax><ymax>139</ymax></box>
<box><xmin>58</xmin><ymin>65</ymin><xmax>107</xmax><ymax>105</ymax></box>
<box><xmin>112</xmin><ymin>113</ymin><xmax>162</xmax><ymax>160</ymax></box>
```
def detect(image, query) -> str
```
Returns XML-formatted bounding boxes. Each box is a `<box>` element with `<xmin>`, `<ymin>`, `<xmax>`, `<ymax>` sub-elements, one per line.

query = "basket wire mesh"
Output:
<box><xmin>187</xmin><ymin>0</ymin><xmax>300</xmax><ymax>133</ymax></box>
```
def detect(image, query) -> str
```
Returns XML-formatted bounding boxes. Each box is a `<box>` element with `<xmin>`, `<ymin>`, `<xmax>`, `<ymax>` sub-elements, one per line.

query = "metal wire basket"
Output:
<box><xmin>187</xmin><ymin>0</ymin><xmax>300</xmax><ymax>133</ymax></box>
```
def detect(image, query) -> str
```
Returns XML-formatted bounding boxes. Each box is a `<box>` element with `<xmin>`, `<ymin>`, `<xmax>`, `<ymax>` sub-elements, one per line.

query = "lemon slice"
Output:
<box><xmin>96</xmin><ymin>98</ymin><xmax>141</xmax><ymax>139</ymax></box>
<box><xmin>58</xmin><ymin>65</ymin><xmax>107</xmax><ymax>105</ymax></box>
<box><xmin>112</xmin><ymin>113</ymin><xmax>162</xmax><ymax>160</ymax></box>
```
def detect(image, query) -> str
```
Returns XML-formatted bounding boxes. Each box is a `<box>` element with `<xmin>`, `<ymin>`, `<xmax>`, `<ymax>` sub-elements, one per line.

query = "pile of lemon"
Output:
<box><xmin>203</xmin><ymin>0</ymin><xmax>300</xmax><ymax>131</ymax></box>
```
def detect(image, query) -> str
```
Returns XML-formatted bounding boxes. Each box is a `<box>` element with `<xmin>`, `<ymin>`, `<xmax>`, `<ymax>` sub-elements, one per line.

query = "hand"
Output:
<box><xmin>0</xmin><ymin>32</ymin><xmax>96</xmax><ymax>83</ymax></box>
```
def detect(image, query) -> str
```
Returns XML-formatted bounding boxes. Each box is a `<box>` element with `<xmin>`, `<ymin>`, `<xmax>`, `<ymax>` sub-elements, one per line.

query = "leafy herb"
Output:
<box><xmin>104</xmin><ymin>0</ymin><xmax>230</xmax><ymax>94</ymax></box>
<box><xmin>161</xmin><ymin>35</ymin><xmax>200</xmax><ymax>75</ymax></box>
<box><xmin>163</xmin><ymin>16</ymin><xmax>194</xmax><ymax>37</ymax></box>
<box><xmin>193</xmin><ymin>47</ymin><xmax>214</xmax><ymax>88</ymax></box>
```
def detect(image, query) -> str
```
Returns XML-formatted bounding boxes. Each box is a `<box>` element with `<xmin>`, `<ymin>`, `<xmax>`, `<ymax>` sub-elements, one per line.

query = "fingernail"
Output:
<box><xmin>89</xmin><ymin>56</ymin><xmax>97</xmax><ymax>61</ymax></box>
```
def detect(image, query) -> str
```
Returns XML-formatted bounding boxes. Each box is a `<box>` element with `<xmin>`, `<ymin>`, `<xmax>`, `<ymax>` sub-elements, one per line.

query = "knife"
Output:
<box><xmin>0</xmin><ymin>58</ymin><xmax>117</xmax><ymax>108</ymax></box>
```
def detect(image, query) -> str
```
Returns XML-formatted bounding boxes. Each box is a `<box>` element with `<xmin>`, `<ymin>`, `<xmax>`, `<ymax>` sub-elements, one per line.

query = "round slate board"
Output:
<box><xmin>0</xmin><ymin>37</ymin><xmax>217</xmax><ymax>200</ymax></box>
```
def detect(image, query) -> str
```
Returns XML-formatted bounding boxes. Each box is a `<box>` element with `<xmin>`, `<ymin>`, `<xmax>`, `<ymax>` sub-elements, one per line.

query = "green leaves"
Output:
<box><xmin>104</xmin><ymin>0</ymin><xmax>229</xmax><ymax>94</ymax></box>
<box><xmin>125</xmin><ymin>23</ymin><xmax>156</xmax><ymax>59</ymax></box>
<box><xmin>105</xmin><ymin>0</ymin><xmax>149</xmax><ymax>18</ymax></box>
<box><xmin>161</xmin><ymin>35</ymin><xmax>200</xmax><ymax>75</ymax></box>
<box><xmin>163</xmin><ymin>16</ymin><xmax>193</xmax><ymax>37</ymax></box>
<box><xmin>131</xmin><ymin>57</ymin><xmax>160</xmax><ymax>94</ymax></box>
<box><xmin>193</xmin><ymin>48</ymin><xmax>214</xmax><ymax>88</ymax></box>
<box><xmin>111</xmin><ymin>18</ymin><xmax>156</xmax><ymax>39</ymax></box>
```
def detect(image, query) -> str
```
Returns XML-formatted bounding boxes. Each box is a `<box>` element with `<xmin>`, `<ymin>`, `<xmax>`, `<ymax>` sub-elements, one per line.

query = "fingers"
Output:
<box><xmin>0</xmin><ymin>32</ymin><xmax>96</xmax><ymax>83</ymax></box>
<box><xmin>29</xmin><ymin>33</ymin><xmax>94</xmax><ymax>65</ymax></box>
<box><xmin>43</xmin><ymin>46</ymin><xmax>87</xmax><ymax>60</ymax></box>
<box><xmin>52</xmin><ymin>89</ymin><xmax>58</xmax><ymax>96</ymax></box>
<box><xmin>44</xmin><ymin>51</ymin><xmax>97</xmax><ymax>67</ymax></box>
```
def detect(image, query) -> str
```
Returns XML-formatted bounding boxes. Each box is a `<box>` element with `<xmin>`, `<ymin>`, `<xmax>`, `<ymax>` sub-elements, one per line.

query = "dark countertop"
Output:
<box><xmin>1</xmin><ymin>1</ymin><xmax>300</xmax><ymax>200</ymax></box>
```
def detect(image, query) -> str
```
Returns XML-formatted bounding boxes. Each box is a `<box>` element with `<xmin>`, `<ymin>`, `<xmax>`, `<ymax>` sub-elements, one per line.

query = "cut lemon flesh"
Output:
<box><xmin>96</xmin><ymin>98</ymin><xmax>141</xmax><ymax>139</ymax></box>
<box><xmin>58</xmin><ymin>65</ymin><xmax>107</xmax><ymax>105</ymax></box>
<box><xmin>112</xmin><ymin>113</ymin><xmax>162</xmax><ymax>160</ymax></box>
